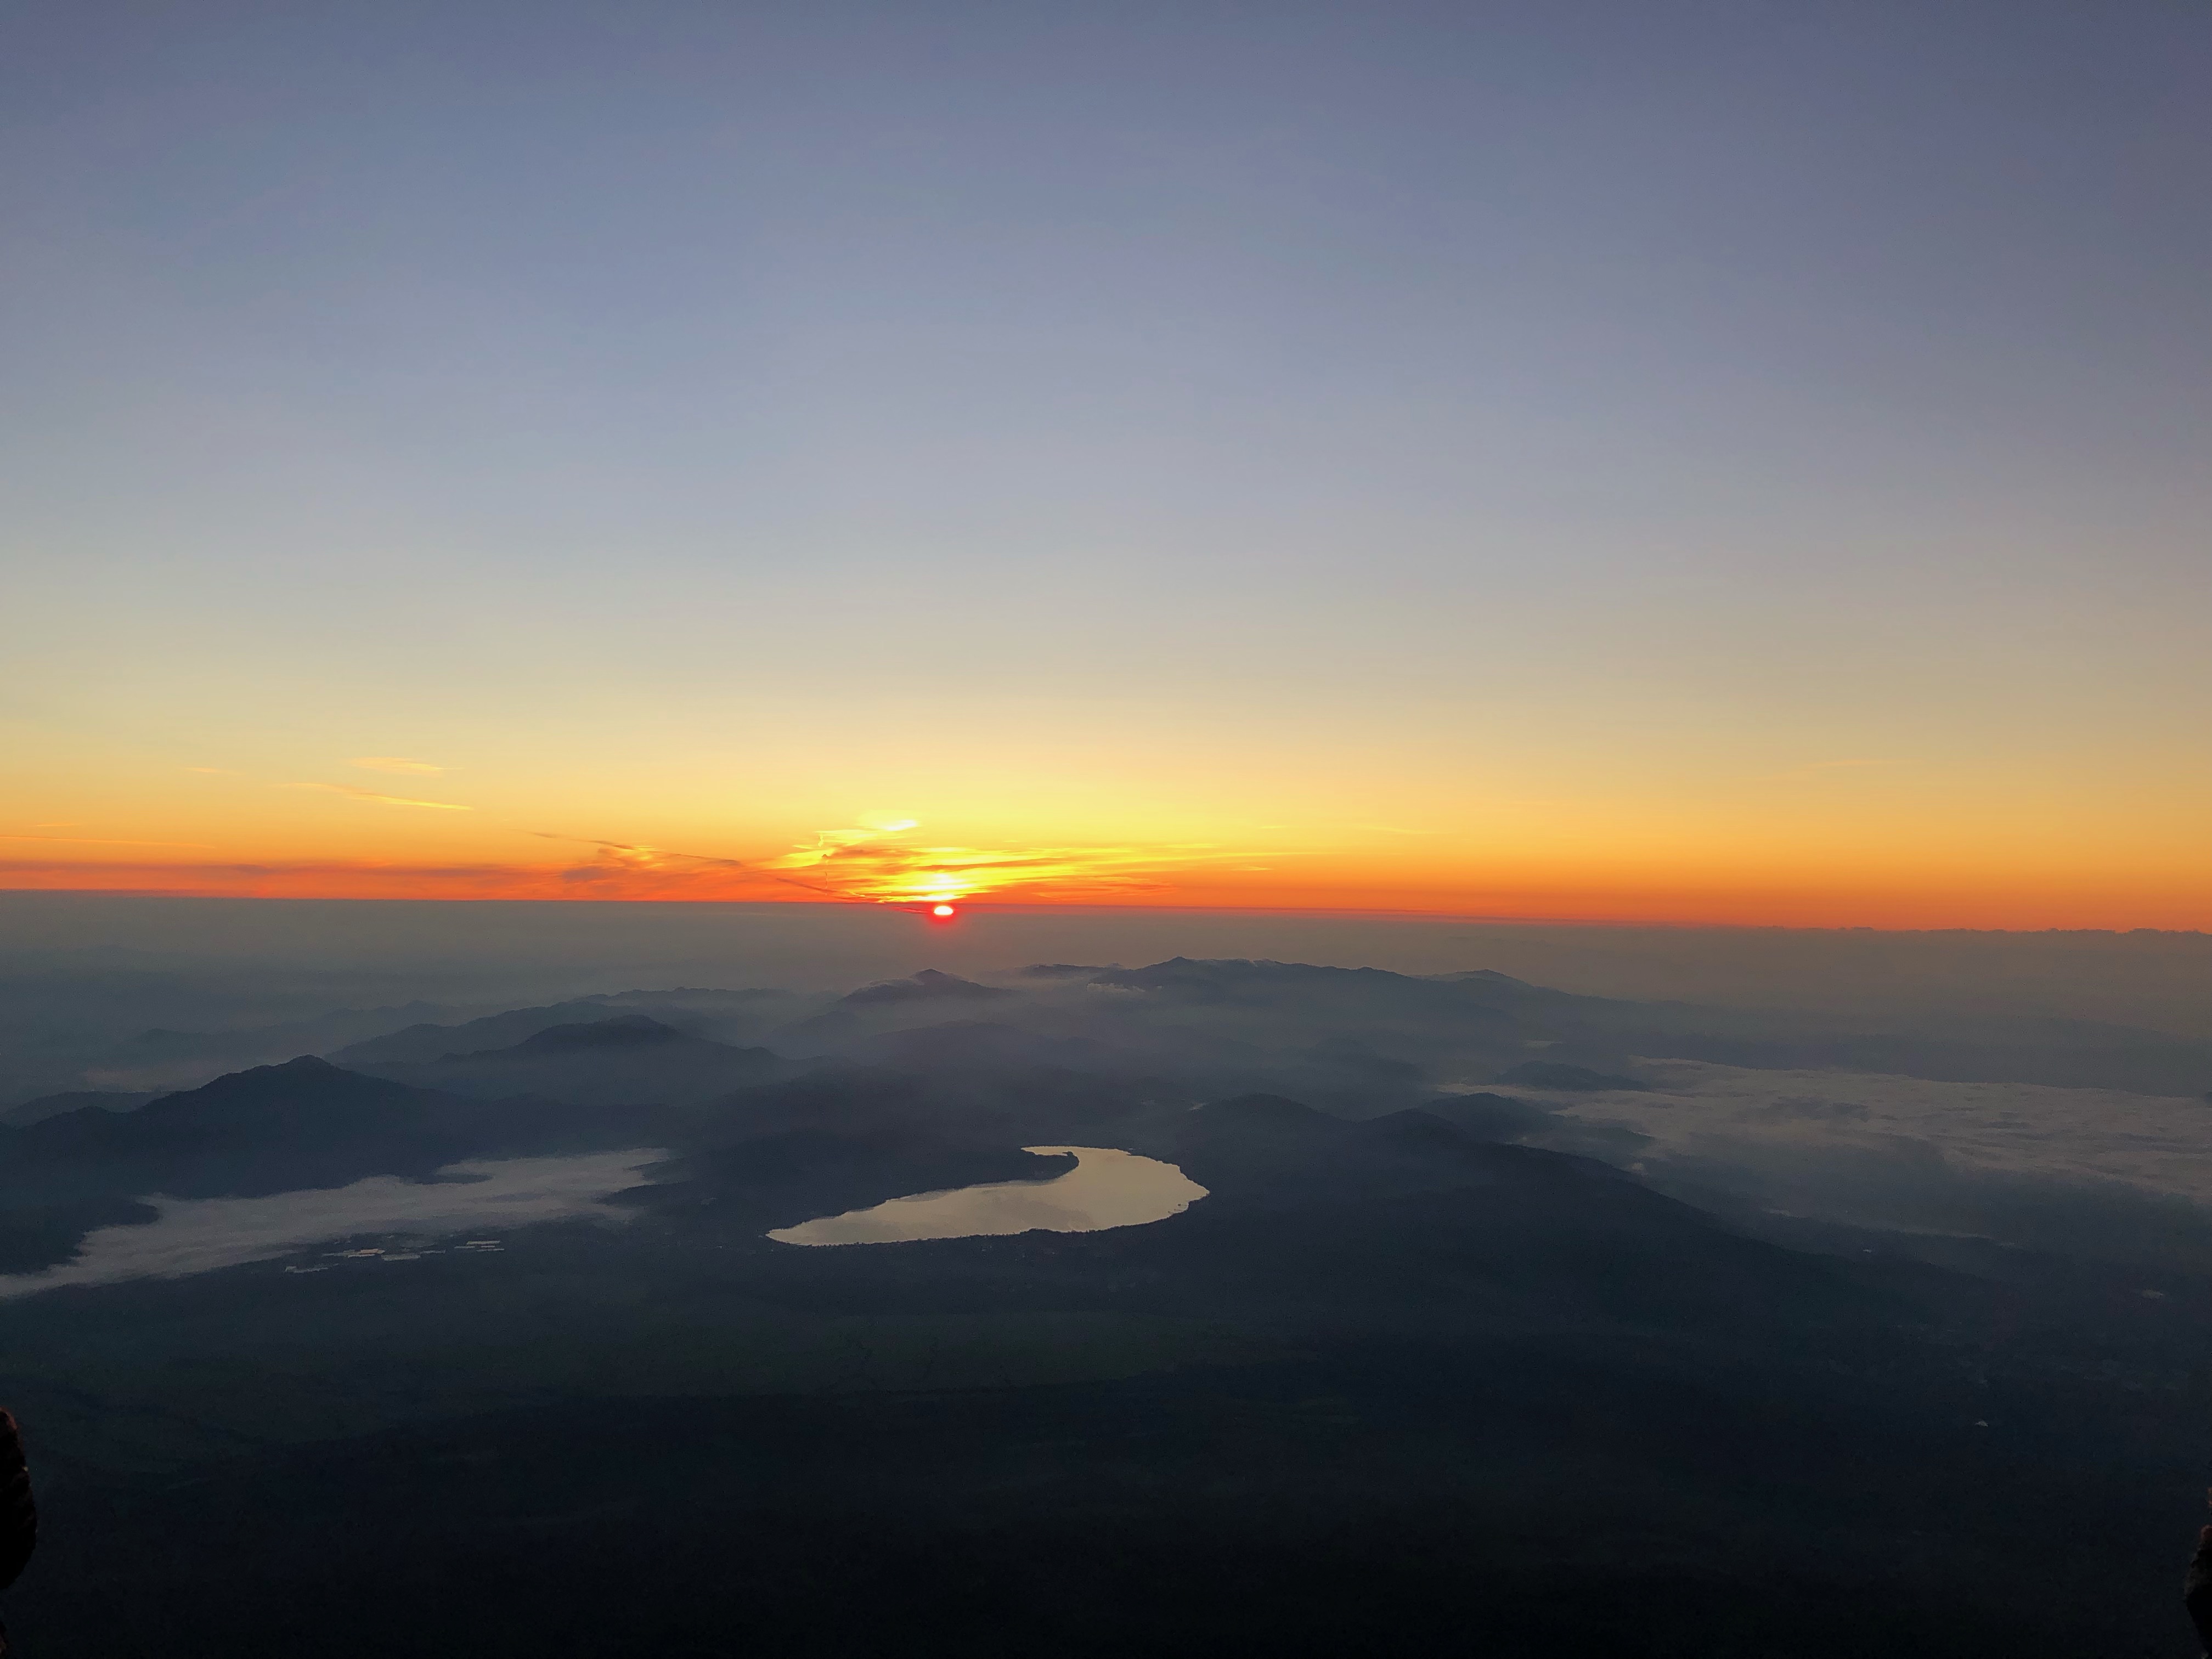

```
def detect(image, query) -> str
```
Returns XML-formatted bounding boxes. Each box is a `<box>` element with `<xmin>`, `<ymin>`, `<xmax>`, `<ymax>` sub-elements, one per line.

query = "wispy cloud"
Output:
<box><xmin>0</xmin><ymin>859</ymin><xmax>581</xmax><ymax>899</ymax></box>
<box><xmin>293</xmin><ymin>782</ymin><xmax>471</xmax><ymax>811</ymax></box>
<box><xmin>0</xmin><ymin>819</ymin><xmax>1241</xmax><ymax>905</ymax></box>
<box><xmin>351</xmin><ymin>757</ymin><xmax>448</xmax><ymax>775</ymax></box>
<box><xmin>527</xmin><ymin>831</ymin><xmax>788</xmax><ymax>890</ymax></box>
<box><xmin>522</xmin><ymin>820</ymin><xmax>1231</xmax><ymax>907</ymax></box>
<box><xmin>764</xmin><ymin>820</ymin><xmax>1217</xmax><ymax>906</ymax></box>
<box><xmin>1</xmin><ymin>835</ymin><xmax>216</xmax><ymax>848</ymax></box>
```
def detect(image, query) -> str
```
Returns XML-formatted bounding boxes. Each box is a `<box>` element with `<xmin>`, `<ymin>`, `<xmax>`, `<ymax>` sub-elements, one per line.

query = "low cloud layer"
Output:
<box><xmin>0</xmin><ymin>1149</ymin><xmax>663</xmax><ymax>1299</ymax></box>
<box><xmin>1551</xmin><ymin>1060</ymin><xmax>2212</xmax><ymax>1200</ymax></box>
<box><xmin>1519</xmin><ymin>1060</ymin><xmax>2212</xmax><ymax>1261</ymax></box>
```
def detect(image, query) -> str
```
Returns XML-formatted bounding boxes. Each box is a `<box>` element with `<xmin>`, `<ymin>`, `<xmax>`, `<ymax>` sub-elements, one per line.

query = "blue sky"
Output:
<box><xmin>5</xmin><ymin>1</ymin><xmax>2208</xmax><ymax>924</ymax></box>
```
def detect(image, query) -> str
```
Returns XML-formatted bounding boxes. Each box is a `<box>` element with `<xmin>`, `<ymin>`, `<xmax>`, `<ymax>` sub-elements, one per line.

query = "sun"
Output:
<box><xmin>931</xmin><ymin>903</ymin><xmax>956</xmax><ymax>917</ymax></box>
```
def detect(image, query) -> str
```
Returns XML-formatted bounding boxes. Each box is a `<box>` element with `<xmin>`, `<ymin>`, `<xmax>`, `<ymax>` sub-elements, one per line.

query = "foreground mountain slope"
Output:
<box><xmin>3</xmin><ymin>954</ymin><xmax>2209</xmax><ymax>1655</ymax></box>
<box><xmin>8</xmin><ymin>1076</ymin><xmax>2200</xmax><ymax>1657</ymax></box>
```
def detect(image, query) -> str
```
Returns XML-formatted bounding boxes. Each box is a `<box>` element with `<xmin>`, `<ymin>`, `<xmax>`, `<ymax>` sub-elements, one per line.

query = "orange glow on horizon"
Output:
<box><xmin>5</xmin><ymin>799</ymin><xmax>2208</xmax><ymax>932</ymax></box>
<box><xmin>3</xmin><ymin>846</ymin><xmax>2206</xmax><ymax>931</ymax></box>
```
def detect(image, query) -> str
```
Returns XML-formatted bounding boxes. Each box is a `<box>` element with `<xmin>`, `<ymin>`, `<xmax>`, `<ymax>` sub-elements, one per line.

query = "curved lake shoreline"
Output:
<box><xmin>766</xmin><ymin>1146</ymin><xmax>1208</xmax><ymax>1247</ymax></box>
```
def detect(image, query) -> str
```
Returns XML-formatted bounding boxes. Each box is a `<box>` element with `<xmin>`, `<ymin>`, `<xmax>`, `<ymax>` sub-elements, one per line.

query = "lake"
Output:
<box><xmin>767</xmin><ymin>1146</ymin><xmax>1208</xmax><ymax>1246</ymax></box>
<box><xmin>0</xmin><ymin>1148</ymin><xmax>666</xmax><ymax>1299</ymax></box>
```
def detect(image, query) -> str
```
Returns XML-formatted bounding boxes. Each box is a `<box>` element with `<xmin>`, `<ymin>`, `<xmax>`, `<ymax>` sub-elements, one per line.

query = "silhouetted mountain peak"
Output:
<box><xmin>148</xmin><ymin>1054</ymin><xmax>390</xmax><ymax>1104</ymax></box>
<box><xmin>1093</xmin><ymin>957</ymin><xmax>1482</xmax><ymax>998</ymax></box>
<box><xmin>326</xmin><ymin>999</ymin><xmax>637</xmax><ymax>1066</ymax></box>
<box><xmin>128</xmin><ymin>1057</ymin><xmax>429</xmax><ymax>1128</ymax></box>
<box><xmin>508</xmin><ymin>1015</ymin><xmax>686</xmax><ymax>1054</ymax></box>
<box><xmin>1351</xmin><ymin>1108</ymin><xmax>1475</xmax><ymax>1153</ymax></box>
<box><xmin>0</xmin><ymin>1057</ymin><xmax>455</xmax><ymax>1190</ymax></box>
<box><xmin>1421</xmin><ymin>1092</ymin><xmax>1555</xmax><ymax>1141</ymax></box>
<box><xmin>1190</xmin><ymin>1093</ymin><xmax>1335</xmax><ymax>1132</ymax></box>
<box><xmin>344</xmin><ymin>1017</ymin><xmax>788</xmax><ymax>1110</ymax></box>
<box><xmin>0</xmin><ymin>1089</ymin><xmax>157</xmax><ymax>1128</ymax></box>
<box><xmin>855</xmin><ymin>1020</ymin><xmax>1109</xmax><ymax>1071</ymax></box>
<box><xmin>843</xmin><ymin>969</ymin><xmax>1011</xmax><ymax>1006</ymax></box>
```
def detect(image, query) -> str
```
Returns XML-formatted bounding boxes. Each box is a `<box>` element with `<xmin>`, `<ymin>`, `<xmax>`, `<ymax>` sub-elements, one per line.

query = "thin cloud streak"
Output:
<box><xmin>528</xmin><ymin>831</ymin><xmax>850</xmax><ymax>901</ymax></box>
<box><xmin>351</xmin><ymin>757</ymin><xmax>448</xmax><ymax>775</ymax></box>
<box><xmin>293</xmin><ymin>783</ymin><xmax>471</xmax><ymax>811</ymax></box>
<box><xmin>3</xmin><ymin>836</ymin><xmax>217</xmax><ymax>848</ymax></box>
<box><xmin>522</xmin><ymin>821</ymin><xmax>1229</xmax><ymax>907</ymax></box>
<box><xmin>764</xmin><ymin>820</ymin><xmax>1227</xmax><ymax>905</ymax></box>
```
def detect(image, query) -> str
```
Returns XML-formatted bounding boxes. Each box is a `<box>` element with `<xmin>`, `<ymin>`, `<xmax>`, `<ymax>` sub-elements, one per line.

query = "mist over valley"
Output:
<box><xmin>1</xmin><ymin>907</ymin><xmax>2208</xmax><ymax>1655</ymax></box>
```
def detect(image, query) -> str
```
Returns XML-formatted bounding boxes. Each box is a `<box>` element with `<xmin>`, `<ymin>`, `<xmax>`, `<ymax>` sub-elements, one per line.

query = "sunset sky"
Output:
<box><xmin>6</xmin><ymin>1</ymin><xmax>2208</xmax><ymax>928</ymax></box>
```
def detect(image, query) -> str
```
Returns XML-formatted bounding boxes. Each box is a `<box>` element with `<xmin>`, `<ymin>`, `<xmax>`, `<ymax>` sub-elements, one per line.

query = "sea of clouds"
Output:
<box><xmin>1527</xmin><ymin>1060</ymin><xmax>2212</xmax><ymax>1262</ymax></box>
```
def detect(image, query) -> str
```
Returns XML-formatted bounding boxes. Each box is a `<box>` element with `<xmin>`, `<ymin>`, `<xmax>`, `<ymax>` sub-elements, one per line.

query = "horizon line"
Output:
<box><xmin>0</xmin><ymin>888</ymin><xmax>2202</xmax><ymax>940</ymax></box>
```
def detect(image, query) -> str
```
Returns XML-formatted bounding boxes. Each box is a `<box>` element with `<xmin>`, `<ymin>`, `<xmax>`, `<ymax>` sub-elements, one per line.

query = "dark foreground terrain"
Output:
<box><xmin>12</xmin><ymin>1220</ymin><xmax>2210</xmax><ymax>1657</ymax></box>
<box><xmin>3</xmin><ymin>958</ymin><xmax>2209</xmax><ymax>1656</ymax></box>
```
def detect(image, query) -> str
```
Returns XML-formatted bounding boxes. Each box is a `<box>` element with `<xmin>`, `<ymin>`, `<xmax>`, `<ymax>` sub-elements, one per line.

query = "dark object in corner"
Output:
<box><xmin>2187</xmin><ymin>1519</ymin><xmax>2212</xmax><ymax>1657</ymax></box>
<box><xmin>1493</xmin><ymin>1060</ymin><xmax>1652</xmax><ymax>1092</ymax></box>
<box><xmin>0</xmin><ymin>1407</ymin><xmax>34</xmax><ymax>1659</ymax></box>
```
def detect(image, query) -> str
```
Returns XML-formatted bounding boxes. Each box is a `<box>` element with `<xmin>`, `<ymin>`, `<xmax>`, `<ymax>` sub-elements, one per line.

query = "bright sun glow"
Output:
<box><xmin>932</xmin><ymin>903</ymin><xmax>956</xmax><ymax>917</ymax></box>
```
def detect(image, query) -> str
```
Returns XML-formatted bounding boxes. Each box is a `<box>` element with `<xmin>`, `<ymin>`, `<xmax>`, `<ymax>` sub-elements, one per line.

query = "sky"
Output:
<box><xmin>4</xmin><ymin>0</ymin><xmax>2207</xmax><ymax>928</ymax></box>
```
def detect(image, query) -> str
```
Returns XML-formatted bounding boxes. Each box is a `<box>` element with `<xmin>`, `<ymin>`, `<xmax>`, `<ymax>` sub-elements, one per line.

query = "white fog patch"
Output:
<box><xmin>1531</xmin><ymin>1060</ymin><xmax>2212</xmax><ymax>1204</ymax></box>
<box><xmin>0</xmin><ymin>1149</ymin><xmax>665</xmax><ymax>1300</ymax></box>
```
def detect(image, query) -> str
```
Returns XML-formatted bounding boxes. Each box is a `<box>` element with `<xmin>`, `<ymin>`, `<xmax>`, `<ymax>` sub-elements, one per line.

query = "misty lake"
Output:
<box><xmin>0</xmin><ymin>1149</ymin><xmax>666</xmax><ymax>1299</ymax></box>
<box><xmin>767</xmin><ymin>1146</ymin><xmax>1207</xmax><ymax>1247</ymax></box>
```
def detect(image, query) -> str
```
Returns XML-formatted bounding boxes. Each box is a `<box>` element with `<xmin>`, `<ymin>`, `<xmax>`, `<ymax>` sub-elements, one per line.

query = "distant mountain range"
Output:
<box><xmin>349</xmin><ymin>1014</ymin><xmax>794</xmax><ymax>1108</ymax></box>
<box><xmin>2</xmin><ymin>956</ymin><xmax>2208</xmax><ymax>1655</ymax></box>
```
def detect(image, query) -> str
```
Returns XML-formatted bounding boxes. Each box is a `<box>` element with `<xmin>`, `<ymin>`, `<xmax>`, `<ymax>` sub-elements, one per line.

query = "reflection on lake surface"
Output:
<box><xmin>0</xmin><ymin>1149</ymin><xmax>666</xmax><ymax>1299</ymax></box>
<box><xmin>768</xmin><ymin>1146</ymin><xmax>1207</xmax><ymax>1247</ymax></box>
